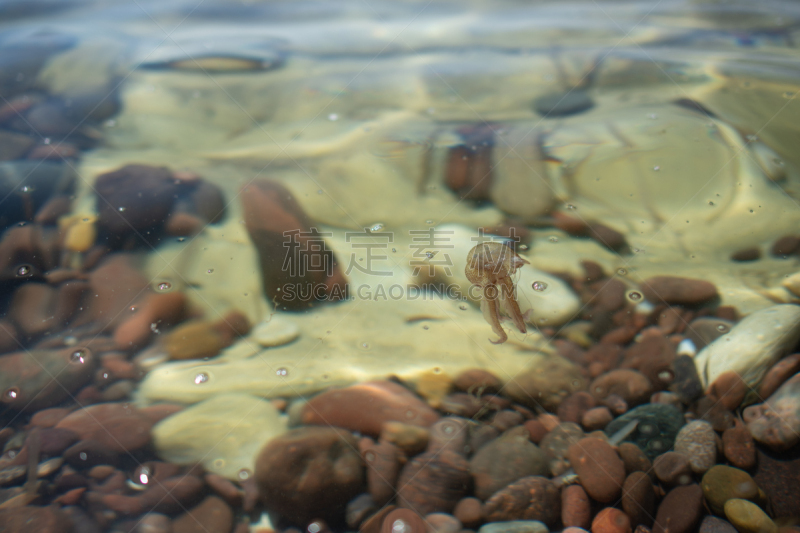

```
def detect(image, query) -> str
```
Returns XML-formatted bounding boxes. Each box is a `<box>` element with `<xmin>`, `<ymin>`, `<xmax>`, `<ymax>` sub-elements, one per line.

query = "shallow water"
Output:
<box><xmin>2</xmin><ymin>0</ymin><xmax>800</xmax><ymax>531</ymax></box>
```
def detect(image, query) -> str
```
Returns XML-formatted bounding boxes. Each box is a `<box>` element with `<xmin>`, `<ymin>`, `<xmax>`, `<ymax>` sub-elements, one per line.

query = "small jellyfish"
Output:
<box><xmin>465</xmin><ymin>242</ymin><xmax>530</xmax><ymax>344</ymax></box>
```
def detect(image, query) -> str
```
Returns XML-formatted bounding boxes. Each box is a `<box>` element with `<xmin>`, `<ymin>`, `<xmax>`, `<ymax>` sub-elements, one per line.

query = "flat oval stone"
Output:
<box><xmin>673</xmin><ymin>420</ymin><xmax>716</xmax><ymax>474</ymax></box>
<box><xmin>567</xmin><ymin>437</ymin><xmax>625</xmax><ymax>503</ymax></box>
<box><xmin>724</xmin><ymin>499</ymin><xmax>777</xmax><ymax>533</ymax></box>
<box><xmin>701</xmin><ymin>465</ymin><xmax>760</xmax><ymax>516</ymax></box>
<box><xmin>693</xmin><ymin>305</ymin><xmax>800</xmax><ymax>389</ymax></box>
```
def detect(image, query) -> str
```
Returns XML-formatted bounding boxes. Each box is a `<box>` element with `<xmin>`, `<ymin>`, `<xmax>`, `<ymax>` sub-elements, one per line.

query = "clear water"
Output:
<box><xmin>2</xmin><ymin>0</ymin><xmax>800</xmax><ymax>531</ymax></box>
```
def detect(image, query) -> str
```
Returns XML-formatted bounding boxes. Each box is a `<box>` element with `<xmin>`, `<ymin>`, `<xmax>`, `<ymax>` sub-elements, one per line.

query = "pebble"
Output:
<box><xmin>590</xmin><ymin>370</ymin><xmax>653</xmax><ymax>408</ymax></box>
<box><xmin>361</xmin><ymin>438</ymin><xmax>401</xmax><ymax>506</ymax></box>
<box><xmin>582</xmin><ymin>406</ymin><xmax>613</xmax><ymax>431</ymax></box>
<box><xmin>453</xmin><ymin>369</ymin><xmax>502</xmax><ymax>394</ymax></box>
<box><xmin>445</xmin><ymin>125</ymin><xmax>495</xmax><ymax>201</ymax></box>
<box><xmin>255</xmin><ymin>426</ymin><xmax>363</xmax><ymax>526</ymax></box>
<box><xmin>172</xmin><ymin>495</ymin><xmax>233</xmax><ymax>533</ymax></box>
<box><xmin>483</xmin><ymin>476</ymin><xmax>560</xmax><ymax>528</ymax></box>
<box><xmin>604</xmin><ymin>404</ymin><xmax>685</xmax><ymax>460</ymax></box>
<box><xmin>56</xmin><ymin>402</ymin><xmax>152</xmax><ymax>453</ymax></box>
<box><xmin>752</xmin><ymin>449</ymin><xmax>800</xmax><ymax>519</ymax></box>
<box><xmin>567</xmin><ymin>436</ymin><xmax>626</xmax><ymax>503</ymax></box>
<box><xmin>381</xmin><ymin>508</ymin><xmax>426</xmax><ymax>533</ymax></box>
<box><xmin>670</xmin><ymin>355</ymin><xmax>704</xmax><ymax>403</ymax></box>
<box><xmin>639</xmin><ymin>276</ymin><xmax>718</xmax><ymax>306</ymax></box>
<box><xmin>622</xmin><ymin>472</ymin><xmax>655</xmax><ymax>528</ymax></box>
<box><xmin>759</xmin><ymin>353</ymin><xmax>800</xmax><ymax>399</ymax></box>
<box><xmin>724</xmin><ymin>499</ymin><xmax>777</xmax><ymax>533</ymax></box>
<box><xmin>396</xmin><ymin>447</ymin><xmax>469</xmax><ymax>515</ymax></box>
<box><xmin>241</xmin><ymin>180</ymin><xmax>348</xmax><ymax>309</ymax></box>
<box><xmin>592</xmin><ymin>508</ymin><xmax>631</xmax><ymax>533</ymax></box>
<box><xmin>693</xmin><ymin>305</ymin><xmax>800</xmax><ymax>389</ymax></box>
<box><xmin>425</xmin><ymin>513</ymin><xmax>462</xmax><ymax>533</ymax></box>
<box><xmin>478</xmin><ymin>520</ymin><xmax>549</xmax><ymax>533</ymax></box>
<box><xmin>379</xmin><ymin>421</ymin><xmax>430</xmax><ymax>456</ymax></box>
<box><xmin>153</xmin><ymin>393</ymin><xmax>287</xmax><ymax>479</ymax></box>
<box><xmin>470</xmin><ymin>431</ymin><xmax>549</xmax><ymax>500</ymax></box>
<box><xmin>652</xmin><ymin>452</ymin><xmax>693</xmax><ymax>487</ymax></box>
<box><xmin>620</xmin><ymin>329</ymin><xmax>676</xmax><ymax>390</ymax></box>
<box><xmin>673</xmin><ymin>420</ymin><xmax>716</xmax><ymax>474</ymax></box>
<box><xmin>453</xmin><ymin>497</ymin><xmax>485</xmax><ymax>529</ymax></box>
<box><xmin>561</xmin><ymin>484</ymin><xmax>591</xmax><ymax>529</ymax></box>
<box><xmin>503</xmin><ymin>355</ymin><xmax>586</xmax><ymax>412</ymax></box>
<box><xmin>0</xmin><ymin>505</ymin><xmax>73</xmax><ymax>533</ymax></box>
<box><xmin>539</xmin><ymin>422</ymin><xmax>585</xmax><ymax>476</ymax></box>
<box><xmin>558</xmin><ymin>392</ymin><xmax>597</xmax><ymax>424</ymax></box>
<box><xmin>708</xmin><ymin>371</ymin><xmax>748</xmax><ymax>411</ymax></box>
<box><xmin>300</xmin><ymin>380</ymin><xmax>440</xmax><ymax>437</ymax></box>
<box><xmin>618</xmin><ymin>442</ymin><xmax>653</xmax><ymax>477</ymax></box>
<box><xmin>652</xmin><ymin>484</ymin><xmax>703</xmax><ymax>533</ymax></box>
<box><xmin>701</xmin><ymin>465</ymin><xmax>760</xmax><ymax>516</ymax></box>
<box><xmin>101</xmin><ymin>474</ymin><xmax>205</xmax><ymax>516</ymax></box>
<box><xmin>721</xmin><ymin>420</ymin><xmax>757</xmax><ymax>470</ymax></box>
<box><xmin>743</xmin><ymin>371</ymin><xmax>800</xmax><ymax>451</ymax></box>
<box><xmin>699</xmin><ymin>516</ymin><xmax>738</xmax><ymax>533</ymax></box>
<box><xmin>0</xmin><ymin>346</ymin><xmax>97</xmax><ymax>412</ymax></box>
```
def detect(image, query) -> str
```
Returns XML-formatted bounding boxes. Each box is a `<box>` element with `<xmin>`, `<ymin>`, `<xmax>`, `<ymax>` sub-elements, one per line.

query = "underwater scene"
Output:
<box><xmin>2</xmin><ymin>0</ymin><xmax>800</xmax><ymax>532</ymax></box>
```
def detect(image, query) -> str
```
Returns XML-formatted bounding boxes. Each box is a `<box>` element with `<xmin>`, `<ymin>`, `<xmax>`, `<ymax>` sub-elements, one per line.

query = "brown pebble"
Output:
<box><xmin>424</xmin><ymin>513</ymin><xmax>461</xmax><ymax>533</ymax></box>
<box><xmin>722</xmin><ymin>420</ymin><xmax>756</xmax><ymax>471</ymax></box>
<box><xmin>453</xmin><ymin>497</ymin><xmax>484</xmax><ymax>529</ymax></box>
<box><xmin>640</xmin><ymin>276</ymin><xmax>718</xmax><ymax>306</ymax></box>
<box><xmin>567</xmin><ymin>437</ymin><xmax>626</xmax><ymax>503</ymax></box>
<box><xmin>590</xmin><ymin>370</ymin><xmax>652</xmax><ymax>407</ymax></box>
<box><xmin>172</xmin><ymin>495</ymin><xmax>233</xmax><ymax>533</ymax></box>
<box><xmin>772</xmin><ymin>235</ymin><xmax>800</xmax><ymax>257</ymax></box>
<box><xmin>381</xmin><ymin>508</ymin><xmax>427</xmax><ymax>533</ymax></box>
<box><xmin>618</xmin><ymin>442</ymin><xmax>653</xmax><ymax>478</ymax></box>
<box><xmin>562</xmin><ymin>484</ymin><xmax>591</xmax><ymax>529</ymax></box>
<box><xmin>524</xmin><ymin>419</ymin><xmax>549</xmax><ymax>444</ymax></box>
<box><xmin>453</xmin><ymin>369</ymin><xmax>501</xmax><ymax>394</ymax></box>
<box><xmin>483</xmin><ymin>476</ymin><xmax>561</xmax><ymax>527</ymax></box>
<box><xmin>653</xmin><ymin>452</ymin><xmax>693</xmax><ymax>487</ymax></box>
<box><xmin>708</xmin><ymin>371</ymin><xmax>748</xmax><ymax>411</ymax></box>
<box><xmin>758</xmin><ymin>353</ymin><xmax>800</xmax><ymax>399</ymax></box>
<box><xmin>592</xmin><ymin>507</ymin><xmax>632</xmax><ymax>533</ymax></box>
<box><xmin>558</xmin><ymin>392</ymin><xmax>597</xmax><ymax>424</ymax></box>
<box><xmin>730</xmin><ymin>248</ymin><xmax>761</xmax><ymax>262</ymax></box>
<box><xmin>56</xmin><ymin>402</ymin><xmax>152</xmax><ymax>453</ymax></box>
<box><xmin>653</xmin><ymin>484</ymin><xmax>703</xmax><ymax>533</ymax></box>
<box><xmin>361</xmin><ymin>438</ymin><xmax>402</xmax><ymax>506</ymax></box>
<box><xmin>582</xmin><ymin>407</ymin><xmax>613</xmax><ymax>431</ymax></box>
<box><xmin>622</xmin><ymin>472</ymin><xmax>655</xmax><ymax>528</ymax></box>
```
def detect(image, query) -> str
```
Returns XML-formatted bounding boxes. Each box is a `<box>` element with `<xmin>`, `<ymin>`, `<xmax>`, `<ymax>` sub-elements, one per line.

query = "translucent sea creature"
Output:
<box><xmin>465</xmin><ymin>242</ymin><xmax>529</xmax><ymax>344</ymax></box>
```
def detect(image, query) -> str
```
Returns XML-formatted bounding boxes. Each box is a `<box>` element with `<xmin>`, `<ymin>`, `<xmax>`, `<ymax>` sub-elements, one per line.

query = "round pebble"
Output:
<box><xmin>724</xmin><ymin>499</ymin><xmax>777</xmax><ymax>533</ymax></box>
<box><xmin>567</xmin><ymin>437</ymin><xmax>626</xmax><ymax>503</ymax></box>
<box><xmin>701</xmin><ymin>465</ymin><xmax>760</xmax><ymax>516</ymax></box>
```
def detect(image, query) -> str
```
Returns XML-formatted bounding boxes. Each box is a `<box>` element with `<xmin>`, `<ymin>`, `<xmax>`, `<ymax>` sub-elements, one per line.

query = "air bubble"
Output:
<box><xmin>549</xmin><ymin>236</ymin><xmax>559</xmax><ymax>243</ymax></box>
<box><xmin>5</xmin><ymin>387</ymin><xmax>19</xmax><ymax>400</ymax></box>
<box><xmin>531</xmin><ymin>281</ymin><xmax>548</xmax><ymax>292</ymax></box>
<box><xmin>369</xmin><ymin>223</ymin><xmax>384</xmax><ymax>232</ymax></box>
<box><xmin>459</xmin><ymin>304</ymin><xmax>467</xmax><ymax>310</ymax></box>
<box><xmin>79</xmin><ymin>452</ymin><xmax>87</xmax><ymax>461</ymax></box>
<box><xmin>361</xmin><ymin>342</ymin><xmax>369</xmax><ymax>349</ymax></box>
<box><xmin>207</xmin><ymin>269</ymin><xmax>214</xmax><ymax>274</ymax></box>
<box><xmin>327</xmin><ymin>113</ymin><xmax>339</xmax><ymax>121</ymax></box>
<box><xmin>150</xmin><ymin>323</ymin><xmax>160</xmax><ymax>334</ymax></box>
<box><xmin>393</xmin><ymin>519</ymin><xmax>409</xmax><ymax>533</ymax></box>
<box><xmin>627</xmin><ymin>291</ymin><xmax>643</xmax><ymax>302</ymax></box>
<box><xmin>518</xmin><ymin>244</ymin><xmax>529</xmax><ymax>251</ymax></box>
<box><xmin>156</xmin><ymin>282</ymin><xmax>172</xmax><ymax>291</ymax></box>
<box><xmin>70</xmin><ymin>349</ymin><xmax>87</xmax><ymax>364</ymax></box>
<box><xmin>716</xmin><ymin>324</ymin><xmax>729</xmax><ymax>332</ymax></box>
<box><xmin>238</xmin><ymin>469</ymin><xmax>251</xmax><ymax>480</ymax></box>
<box><xmin>617</xmin><ymin>268</ymin><xmax>627</xmax><ymax>276</ymax></box>
<box><xmin>194</xmin><ymin>372</ymin><xmax>209</xmax><ymax>384</ymax></box>
<box><xmin>308</xmin><ymin>523</ymin><xmax>322</xmax><ymax>533</ymax></box>
<box><xmin>276</xmin><ymin>367</ymin><xmax>288</xmax><ymax>377</ymax></box>
<box><xmin>118</xmin><ymin>206</ymin><xmax>126</xmax><ymax>212</ymax></box>
<box><xmin>566</xmin><ymin>204</ymin><xmax>576</xmax><ymax>210</ymax></box>
<box><xmin>16</xmin><ymin>265</ymin><xmax>31</xmax><ymax>277</ymax></box>
<box><xmin>425</xmin><ymin>251</ymin><xmax>435</xmax><ymax>259</ymax></box>
<box><xmin>708</xmin><ymin>201</ymin><xmax>715</xmax><ymax>206</ymax></box>
<box><xmin>422</xmin><ymin>325</ymin><xmax>429</xmax><ymax>330</ymax></box>
<box><xmin>364</xmin><ymin>451</ymin><xmax>376</xmax><ymax>462</ymax></box>
<box><xmin>425</xmin><ymin>219</ymin><xmax>434</xmax><ymax>225</ymax></box>
<box><xmin>653</xmin><ymin>166</ymin><xmax>660</xmax><ymax>171</ymax></box>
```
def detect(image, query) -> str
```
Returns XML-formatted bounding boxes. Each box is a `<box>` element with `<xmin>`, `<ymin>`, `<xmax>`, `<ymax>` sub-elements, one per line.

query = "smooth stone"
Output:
<box><xmin>701</xmin><ymin>465</ymin><xmax>760</xmax><ymax>516</ymax></box>
<box><xmin>673</xmin><ymin>420</ymin><xmax>717</xmax><ymax>474</ymax></box>
<box><xmin>653</xmin><ymin>484</ymin><xmax>703</xmax><ymax>533</ymax></box>
<box><xmin>592</xmin><ymin>507</ymin><xmax>631</xmax><ymax>533</ymax></box>
<box><xmin>653</xmin><ymin>452</ymin><xmax>693</xmax><ymax>487</ymax></box>
<box><xmin>172</xmin><ymin>495</ymin><xmax>233</xmax><ymax>533</ymax></box>
<box><xmin>622</xmin><ymin>472</ymin><xmax>655</xmax><ymax>528</ymax></box>
<box><xmin>251</xmin><ymin>315</ymin><xmax>300</xmax><ymax>347</ymax></box>
<box><xmin>152</xmin><ymin>393</ymin><xmax>287</xmax><ymax>479</ymax></box>
<box><xmin>56</xmin><ymin>402</ymin><xmax>152</xmax><ymax>453</ymax></box>
<box><xmin>639</xmin><ymin>276</ymin><xmax>718</xmax><ymax>306</ymax></box>
<box><xmin>693</xmin><ymin>304</ymin><xmax>800</xmax><ymax>388</ymax></box>
<box><xmin>752</xmin><ymin>449</ymin><xmax>800</xmax><ymax>520</ymax></box>
<box><xmin>533</xmin><ymin>89</ymin><xmax>594</xmax><ymax>117</ymax></box>
<box><xmin>724</xmin><ymin>499</ymin><xmax>777</xmax><ymax>533</ymax></box>
<box><xmin>562</xmin><ymin>484</ymin><xmax>591</xmax><ymax>530</ymax></box>
<box><xmin>479</xmin><ymin>520</ymin><xmax>549</xmax><ymax>533</ymax></box>
<box><xmin>759</xmin><ymin>353</ymin><xmax>800</xmax><ymax>399</ymax></box>
<box><xmin>539</xmin><ymin>422</ymin><xmax>585</xmax><ymax>476</ymax></box>
<box><xmin>605</xmin><ymin>404</ymin><xmax>685</xmax><ymax>460</ymax></box>
<box><xmin>470</xmin><ymin>431</ymin><xmax>550</xmax><ymax>500</ymax></box>
<box><xmin>743</xmin><ymin>371</ymin><xmax>800</xmax><ymax>451</ymax></box>
<box><xmin>255</xmin><ymin>426</ymin><xmax>363</xmax><ymax>527</ymax></box>
<box><xmin>567</xmin><ymin>437</ymin><xmax>626</xmax><ymax>504</ymax></box>
<box><xmin>589</xmin><ymin>369</ymin><xmax>652</xmax><ymax>408</ymax></box>
<box><xmin>699</xmin><ymin>516</ymin><xmax>738</xmax><ymax>533</ymax></box>
<box><xmin>721</xmin><ymin>421</ymin><xmax>757</xmax><ymax>471</ymax></box>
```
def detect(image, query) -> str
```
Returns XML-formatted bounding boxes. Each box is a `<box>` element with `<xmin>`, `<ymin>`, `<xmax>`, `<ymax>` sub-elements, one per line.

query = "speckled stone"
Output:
<box><xmin>539</xmin><ymin>422</ymin><xmax>584</xmax><ymax>476</ymax></box>
<box><xmin>653</xmin><ymin>484</ymin><xmax>703</xmax><ymax>533</ymax></box>
<box><xmin>483</xmin><ymin>476</ymin><xmax>560</xmax><ymax>528</ymax></box>
<box><xmin>567</xmin><ymin>437</ymin><xmax>626</xmax><ymax>504</ymax></box>
<box><xmin>592</xmin><ymin>507</ymin><xmax>632</xmax><ymax>533</ymax></box>
<box><xmin>673</xmin><ymin>420</ymin><xmax>716</xmax><ymax>474</ymax></box>
<box><xmin>721</xmin><ymin>420</ymin><xmax>756</xmax><ymax>471</ymax></box>
<box><xmin>605</xmin><ymin>404</ymin><xmax>685</xmax><ymax>460</ymax></box>
<box><xmin>470</xmin><ymin>431</ymin><xmax>549</xmax><ymax>500</ymax></box>
<box><xmin>699</xmin><ymin>516</ymin><xmax>738</xmax><ymax>533</ymax></box>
